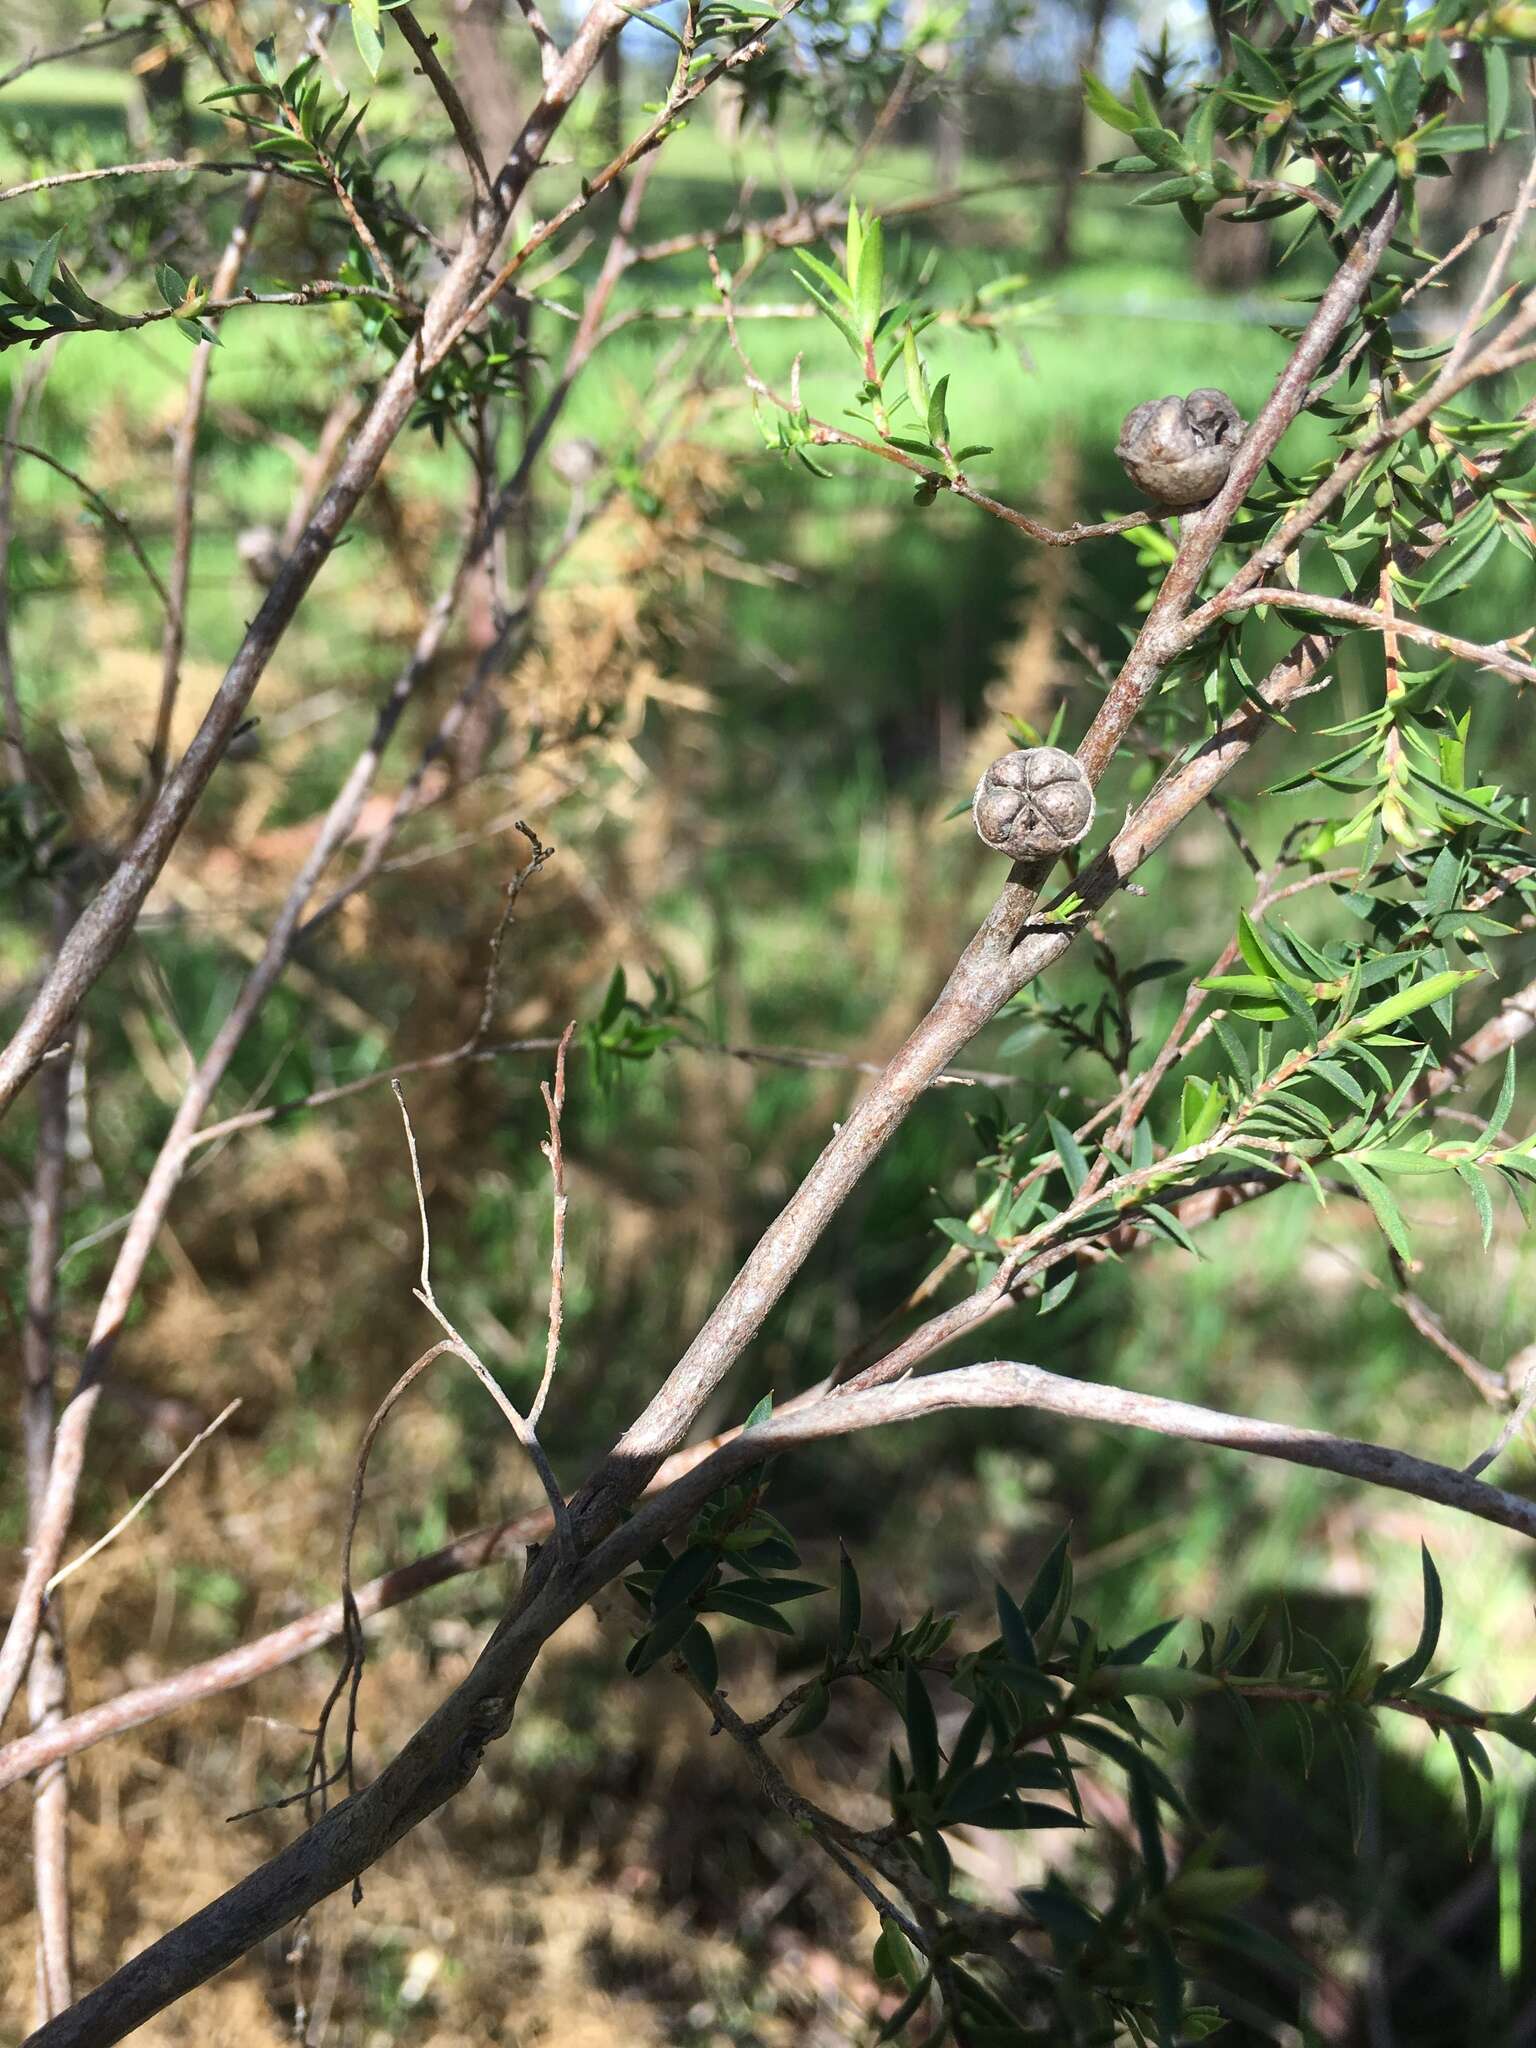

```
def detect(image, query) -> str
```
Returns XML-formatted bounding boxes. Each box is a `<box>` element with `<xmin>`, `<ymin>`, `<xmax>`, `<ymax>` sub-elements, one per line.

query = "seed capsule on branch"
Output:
<box><xmin>1116</xmin><ymin>388</ymin><xmax>1245</xmax><ymax>510</ymax></box>
<box><xmin>972</xmin><ymin>746</ymin><xmax>1095</xmax><ymax>859</ymax></box>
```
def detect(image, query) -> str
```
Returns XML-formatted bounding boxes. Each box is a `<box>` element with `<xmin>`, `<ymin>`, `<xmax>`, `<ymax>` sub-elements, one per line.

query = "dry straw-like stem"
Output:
<box><xmin>0</xmin><ymin>157</ymin><xmax>280</xmax><ymax>206</ymax></box>
<box><xmin>533</xmin><ymin>1024</ymin><xmax>576</xmax><ymax>1430</ymax></box>
<box><xmin>472</xmin><ymin>827</ymin><xmax>554</xmax><ymax>1049</ymax></box>
<box><xmin>304</xmin><ymin>1339</ymin><xmax>458</xmax><ymax>1830</ymax></box>
<box><xmin>43</xmin><ymin>1402</ymin><xmax>242</xmax><ymax>1597</ymax></box>
<box><xmin>393</xmin><ymin>1083</ymin><xmax>575</xmax><ymax>1558</ymax></box>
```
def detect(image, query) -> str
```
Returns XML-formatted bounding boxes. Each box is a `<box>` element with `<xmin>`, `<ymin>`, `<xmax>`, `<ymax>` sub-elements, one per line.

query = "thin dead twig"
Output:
<box><xmin>1218</xmin><ymin>587</ymin><xmax>1536</xmax><ymax>689</ymax></box>
<box><xmin>1466</xmin><ymin>1346</ymin><xmax>1536</xmax><ymax>1479</ymax></box>
<box><xmin>0</xmin><ymin>157</ymin><xmax>313</xmax><ymax>205</ymax></box>
<box><xmin>394</xmin><ymin>9</ymin><xmax>490</xmax><ymax>202</ymax></box>
<box><xmin>2</xmin><ymin>441</ymin><xmax>170</xmax><ymax>614</ymax></box>
<box><xmin>113</xmin><ymin>1028</ymin><xmax>1011</xmax><ymax>1174</ymax></box>
<box><xmin>0</xmin><ymin>4</ymin><xmax>213</xmax><ymax>92</ymax></box>
<box><xmin>393</xmin><ymin>1083</ymin><xmax>575</xmax><ymax>1559</ymax></box>
<box><xmin>533</xmin><ymin>1024</ymin><xmax>576</xmax><ymax>1429</ymax></box>
<box><xmin>44</xmin><ymin>1402</ymin><xmax>242</xmax><ymax>1595</ymax></box>
<box><xmin>1443</xmin><ymin>143</ymin><xmax>1536</xmax><ymax>380</ymax></box>
<box><xmin>472</xmin><ymin>826</ymin><xmax>553</xmax><ymax>1049</ymax></box>
<box><xmin>304</xmin><ymin>1339</ymin><xmax>457</xmax><ymax>1831</ymax></box>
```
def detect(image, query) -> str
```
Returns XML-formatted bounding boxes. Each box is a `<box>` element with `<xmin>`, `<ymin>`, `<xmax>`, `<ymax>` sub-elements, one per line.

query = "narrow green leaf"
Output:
<box><xmin>1448</xmin><ymin>1726</ymin><xmax>1487</xmax><ymax>1848</ymax></box>
<box><xmin>1128</xmin><ymin>1763</ymin><xmax>1168</xmax><ymax>1888</ymax></box>
<box><xmin>742</xmin><ymin>1391</ymin><xmax>773</xmax><ymax>1430</ymax></box>
<box><xmin>627</xmin><ymin>1601</ymin><xmax>698</xmax><ymax>1675</ymax></box>
<box><xmin>651</xmin><ymin>1545</ymin><xmax>717</xmax><ymax>1616</ymax></box>
<box><xmin>1335</xmin><ymin>153</ymin><xmax>1397</xmax><ymax>236</ymax></box>
<box><xmin>1178</xmin><ymin>1076</ymin><xmax>1224</xmax><ymax>1149</ymax></box>
<box><xmin>795</xmin><ymin>247</ymin><xmax>854</xmax><ymax>306</ymax></box>
<box><xmin>1353</xmin><ymin>1146</ymin><xmax>1456</xmax><ymax>1176</ymax></box>
<box><xmin>1131</xmin><ymin>124</ymin><xmax>1190</xmax><ymax>170</ymax></box>
<box><xmin>1417</xmin><ymin>520</ymin><xmax>1503</xmax><ymax>605</ymax></box>
<box><xmin>1082</xmin><ymin>68</ymin><xmax>1140</xmax><ymax>135</ymax></box>
<box><xmin>901</xmin><ymin>325</ymin><xmax>927</xmax><ymax>417</ymax></box>
<box><xmin>1047</xmin><ymin>1114</ymin><xmax>1089</xmax><ymax>1194</ymax></box>
<box><xmin>835</xmin><ymin>1544</ymin><xmax>861</xmax><ymax>1658</ymax></box>
<box><xmin>679</xmin><ymin>1623</ymin><xmax>718</xmax><ymax>1693</ymax></box>
<box><xmin>905</xmin><ymin>1663</ymin><xmax>940</xmax><ymax>1789</ymax></box>
<box><xmin>995</xmin><ymin>1582</ymin><xmax>1037</xmax><ymax>1668</ymax></box>
<box><xmin>1455</xmin><ymin>1161</ymin><xmax>1496</xmax><ymax>1248</ymax></box>
<box><xmin>876</xmin><ymin>1916</ymin><xmax>924</xmax><ymax>1994</ymax></box>
<box><xmin>926</xmin><ymin>373</ymin><xmax>950</xmax><ymax>447</ymax></box>
<box><xmin>725</xmin><ymin>1575</ymin><xmax>824</xmax><ymax>1605</ymax></box>
<box><xmin>27</xmin><ymin>231</ymin><xmax>63</xmax><ymax>302</ymax></box>
<box><xmin>854</xmin><ymin>212</ymin><xmax>884</xmax><ymax>335</ymax></box>
<box><xmin>1022</xmin><ymin>1526</ymin><xmax>1071</xmax><ymax>1633</ymax></box>
<box><xmin>1334</xmin><ymin>1717</ymin><xmax>1366</xmax><ymax>1849</ymax></box>
<box><xmin>1238</xmin><ymin>910</ymin><xmax>1310</xmax><ymax>990</ymax></box>
<box><xmin>351</xmin><ymin>0</ymin><xmax>385</xmax><ymax>79</ymax></box>
<box><xmin>784</xmin><ymin>1679</ymin><xmax>830</xmax><ymax>1738</ymax></box>
<box><xmin>1340</xmin><ymin>969</ymin><xmax>1478</xmax><ymax>1040</ymax></box>
<box><xmin>1485</xmin><ymin>42</ymin><xmax>1510</xmax><ymax>150</ymax></box>
<box><xmin>1378</xmin><ymin>1544</ymin><xmax>1442</xmax><ymax>1694</ymax></box>
<box><xmin>1336</xmin><ymin>1156</ymin><xmax>1413</xmax><ymax>1259</ymax></box>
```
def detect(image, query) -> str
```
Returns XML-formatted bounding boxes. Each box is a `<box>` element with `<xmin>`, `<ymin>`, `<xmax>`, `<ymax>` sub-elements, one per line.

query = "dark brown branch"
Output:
<box><xmin>394</xmin><ymin>8</ymin><xmax>491</xmax><ymax>202</ymax></box>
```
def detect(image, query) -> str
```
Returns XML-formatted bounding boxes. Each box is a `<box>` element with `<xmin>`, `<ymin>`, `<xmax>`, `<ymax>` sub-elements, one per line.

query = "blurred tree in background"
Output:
<box><xmin>2</xmin><ymin>0</ymin><xmax>1536</xmax><ymax>2042</ymax></box>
